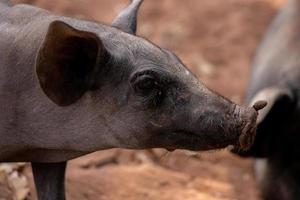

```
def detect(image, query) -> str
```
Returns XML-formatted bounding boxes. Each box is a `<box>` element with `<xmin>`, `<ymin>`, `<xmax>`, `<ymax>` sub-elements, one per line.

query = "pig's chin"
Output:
<box><xmin>162</xmin><ymin>130</ymin><xmax>238</xmax><ymax>152</ymax></box>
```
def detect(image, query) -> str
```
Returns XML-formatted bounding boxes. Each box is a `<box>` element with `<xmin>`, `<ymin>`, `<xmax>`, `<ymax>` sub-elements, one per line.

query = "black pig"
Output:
<box><xmin>233</xmin><ymin>0</ymin><xmax>300</xmax><ymax>199</ymax></box>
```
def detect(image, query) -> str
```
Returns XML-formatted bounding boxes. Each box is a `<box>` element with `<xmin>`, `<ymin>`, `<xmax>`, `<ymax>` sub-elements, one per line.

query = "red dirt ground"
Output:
<box><xmin>2</xmin><ymin>0</ymin><xmax>286</xmax><ymax>199</ymax></box>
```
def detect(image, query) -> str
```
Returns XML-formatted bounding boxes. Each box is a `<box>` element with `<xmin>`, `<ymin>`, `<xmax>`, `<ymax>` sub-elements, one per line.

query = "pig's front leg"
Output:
<box><xmin>32</xmin><ymin>162</ymin><xmax>67</xmax><ymax>200</ymax></box>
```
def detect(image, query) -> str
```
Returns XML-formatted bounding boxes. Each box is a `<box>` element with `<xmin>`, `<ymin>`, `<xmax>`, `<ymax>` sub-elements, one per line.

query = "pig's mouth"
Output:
<box><xmin>162</xmin><ymin>127</ymin><xmax>256</xmax><ymax>152</ymax></box>
<box><xmin>156</xmin><ymin>115</ymin><xmax>258</xmax><ymax>152</ymax></box>
<box><xmin>161</xmin><ymin>130</ymin><xmax>241</xmax><ymax>152</ymax></box>
<box><xmin>149</xmin><ymin>105</ymin><xmax>261</xmax><ymax>152</ymax></box>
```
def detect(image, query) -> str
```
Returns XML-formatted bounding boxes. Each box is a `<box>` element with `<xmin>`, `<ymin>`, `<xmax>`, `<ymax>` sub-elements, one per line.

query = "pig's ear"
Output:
<box><xmin>112</xmin><ymin>0</ymin><xmax>144</xmax><ymax>35</ymax></box>
<box><xmin>36</xmin><ymin>20</ymin><xmax>109</xmax><ymax>106</ymax></box>
<box><xmin>236</xmin><ymin>87</ymin><xmax>295</xmax><ymax>157</ymax></box>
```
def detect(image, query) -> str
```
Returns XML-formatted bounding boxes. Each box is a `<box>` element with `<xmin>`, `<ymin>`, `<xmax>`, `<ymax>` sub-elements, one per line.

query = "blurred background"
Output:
<box><xmin>0</xmin><ymin>0</ymin><xmax>286</xmax><ymax>199</ymax></box>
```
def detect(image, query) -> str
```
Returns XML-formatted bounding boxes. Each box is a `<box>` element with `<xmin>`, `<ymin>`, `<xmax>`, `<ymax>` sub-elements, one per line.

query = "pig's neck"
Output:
<box><xmin>0</xmin><ymin>6</ymin><xmax>117</xmax><ymax>161</ymax></box>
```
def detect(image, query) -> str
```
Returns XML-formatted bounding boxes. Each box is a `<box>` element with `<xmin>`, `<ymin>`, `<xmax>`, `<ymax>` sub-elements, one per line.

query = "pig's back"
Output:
<box><xmin>0</xmin><ymin>4</ymin><xmax>50</xmax><ymax>155</ymax></box>
<box><xmin>246</xmin><ymin>0</ymin><xmax>300</xmax><ymax>102</ymax></box>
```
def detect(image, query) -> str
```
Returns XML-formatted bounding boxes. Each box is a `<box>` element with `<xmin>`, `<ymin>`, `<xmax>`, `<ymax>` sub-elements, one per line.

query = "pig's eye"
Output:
<box><xmin>132</xmin><ymin>74</ymin><xmax>159</xmax><ymax>95</ymax></box>
<box><xmin>130</xmin><ymin>71</ymin><xmax>166</xmax><ymax>106</ymax></box>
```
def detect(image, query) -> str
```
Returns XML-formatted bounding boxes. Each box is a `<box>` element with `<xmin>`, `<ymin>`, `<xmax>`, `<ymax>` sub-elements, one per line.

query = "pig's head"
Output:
<box><xmin>36</xmin><ymin>0</ymin><xmax>265</xmax><ymax>152</ymax></box>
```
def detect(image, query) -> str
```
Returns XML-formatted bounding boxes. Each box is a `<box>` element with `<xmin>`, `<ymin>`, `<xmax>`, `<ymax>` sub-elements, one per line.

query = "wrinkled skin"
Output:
<box><xmin>0</xmin><ymin>3</ymin><xmax>258</xmax><ymax>162</ymax></box>
<box><xmin>233</xmin><ymin>0</ymin><xmax>300</xmax><ymax>199</ymax></box>
<box><xmin>0</xmin><ymin>0</ymin><xmax>261</xmax><ymax>199</ymax></box>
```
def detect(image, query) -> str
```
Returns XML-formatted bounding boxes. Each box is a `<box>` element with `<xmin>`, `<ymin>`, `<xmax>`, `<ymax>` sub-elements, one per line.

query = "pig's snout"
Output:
<box><xmin>238</xmin><ymin>100</ymin><xmax>267</xmax><ymax>150</ymax></box>
<box><xmin>238</xmin><ymin>107</ymin><xmax>258</xmax><ymax>150</ymax></box>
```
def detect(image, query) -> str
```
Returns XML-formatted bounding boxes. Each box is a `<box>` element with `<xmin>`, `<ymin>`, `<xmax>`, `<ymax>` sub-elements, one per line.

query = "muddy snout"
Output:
<box><xmin>238</xmin><ymin>101</ymin><xmax>267</xmax><ymax>150</ymax></box>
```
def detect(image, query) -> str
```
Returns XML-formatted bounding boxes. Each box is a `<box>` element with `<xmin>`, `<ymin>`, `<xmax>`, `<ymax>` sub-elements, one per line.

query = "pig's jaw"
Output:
<box><xmin>160</xmin><ymin>130</ymin><xmax>236</xmax><ymax>152</ymax></box>
<box><xmin>154</xmin><ymin>107</ymin><xmax>258</xmax><ymax>152</ymax></box>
